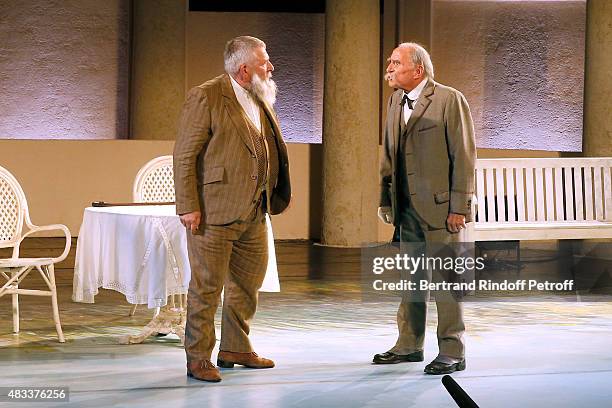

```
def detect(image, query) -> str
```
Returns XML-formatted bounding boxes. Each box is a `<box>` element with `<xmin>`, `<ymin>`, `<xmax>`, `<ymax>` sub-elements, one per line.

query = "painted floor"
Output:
<box><xmin>1</xmin><ymin>278</ymin><xmax>612</xmax><ymax>407</ymax></box>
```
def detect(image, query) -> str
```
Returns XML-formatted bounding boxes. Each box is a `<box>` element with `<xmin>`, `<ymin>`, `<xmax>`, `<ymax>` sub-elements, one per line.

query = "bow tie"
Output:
<box><xmin>401</xmin><ymin>94</ymin><xmax>415</xmax><ymax>110</ymax></box>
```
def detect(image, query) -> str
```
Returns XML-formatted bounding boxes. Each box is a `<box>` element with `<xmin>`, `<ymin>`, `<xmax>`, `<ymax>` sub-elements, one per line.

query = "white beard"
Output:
<box><xmin>250</xmin><ymin>73</ymin><xmax>277</xmax><ymax>106</ymax></box>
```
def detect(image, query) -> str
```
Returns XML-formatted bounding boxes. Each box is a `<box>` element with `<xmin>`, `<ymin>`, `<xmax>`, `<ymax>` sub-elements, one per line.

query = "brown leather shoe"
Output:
<box><xmin>217</xmin><ymin>351</ymin><xmax>275</xmax><ymax>369</ymax></box>
<box><xmin>186</xmin><ymin>359</ymin><xmax>222</xmax><ymax>382</ymax></box>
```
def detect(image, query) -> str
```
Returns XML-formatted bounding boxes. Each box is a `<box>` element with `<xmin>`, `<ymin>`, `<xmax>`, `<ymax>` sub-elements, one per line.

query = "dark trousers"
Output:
<box><xmin>390</xmin><ymin>205</ymin><xmax>466</xmax><ymax>359</ymax></box>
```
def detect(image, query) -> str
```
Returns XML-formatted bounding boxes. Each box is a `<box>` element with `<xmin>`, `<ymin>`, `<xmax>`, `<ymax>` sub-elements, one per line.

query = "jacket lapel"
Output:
<box><xmin>391</xmin><ymin>90</ymin><xmax>402</xmax><ymax>157</ymax></box>
<box><xmin>259</xmin><ymin>98</ymin><xmax>288</xmax><ymax>210</ymax></box>
<box><xmin>403</xmin><ymin>79</ymin><xmax>435</xmax><ymax>136</ymax></box>
<box><xmin>221</xmin><ymin>74</ymin><xmax>256</xmax><ymax>155</ymax></box>
<box><xmin>260</xmin><ymin>100</ymin><xmax>284</xmax><ymax>144</ymax></box>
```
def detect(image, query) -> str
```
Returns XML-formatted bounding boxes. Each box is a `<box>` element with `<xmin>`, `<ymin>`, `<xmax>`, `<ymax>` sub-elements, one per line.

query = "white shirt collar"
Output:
<box><xmin>229</xmin><ymin>75</ymin><xmax>250</xmax><ymax>100</ymax></box>
<box><xmin>228</xmin><ymin>74</ymin><xmax>261</xmax><ymax>132</ymax></box>
<box><xmin>404</xmin><ymin>78</ymin><xmax>429</xmax><ymax>102</ymax></box>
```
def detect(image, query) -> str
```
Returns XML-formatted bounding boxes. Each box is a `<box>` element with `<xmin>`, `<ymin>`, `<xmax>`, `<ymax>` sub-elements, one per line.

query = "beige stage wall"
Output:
<box><xmin>0</xmin><ymin>139</ymin><xmax>557</xmax><ymax>242</ymax></box>
<box><xmin>0</xmin><ymin>140</ymin><xmax>314</xmax><ymax>240</ymax></box>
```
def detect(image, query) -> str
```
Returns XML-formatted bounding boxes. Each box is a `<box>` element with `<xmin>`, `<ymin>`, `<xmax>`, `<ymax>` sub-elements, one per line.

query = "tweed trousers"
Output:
<box><xmin>184</xmin><ymin>205</ymin><xmax>268</xmax><ymax>362</ymax></box>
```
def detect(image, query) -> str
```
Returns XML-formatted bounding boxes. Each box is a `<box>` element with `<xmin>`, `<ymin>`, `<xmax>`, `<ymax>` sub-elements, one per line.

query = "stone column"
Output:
<box><xmin>583</xmin><ymin>0</ymin><xmax>612</xmax><ymax>156</ymax></box>
<box><xmin>131</xmin><ymin>0</ymin><xmax>185</xmax><ymax>140</ymax></box>
<box><xmin>321</xmin><ymin>0</ymin><xmax>380</xmax><ymax>246</ymax></box>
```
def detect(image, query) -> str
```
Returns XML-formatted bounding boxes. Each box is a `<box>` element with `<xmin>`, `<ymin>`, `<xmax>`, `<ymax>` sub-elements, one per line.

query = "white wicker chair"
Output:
<box><xmin>133</xmin><ymin>155</ymin><xmax>175</xmax><ymax>203</ymax></box>
<box><xmin>0</xmin><ymin>165</ymin><xmax>71</xmax><ymax>343</ymax></box>
<box><xmin>130</xmin><ymin>155</ymin><xmax>180</xmax><ymax>316</ymax></box>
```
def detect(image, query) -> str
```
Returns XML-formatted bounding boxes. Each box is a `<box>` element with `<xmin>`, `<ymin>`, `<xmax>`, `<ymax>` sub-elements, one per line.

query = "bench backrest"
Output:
<box><xmin>474</xmin><ymin>158</ymin><xmax>612</xmax><ymax>224</ymax></box>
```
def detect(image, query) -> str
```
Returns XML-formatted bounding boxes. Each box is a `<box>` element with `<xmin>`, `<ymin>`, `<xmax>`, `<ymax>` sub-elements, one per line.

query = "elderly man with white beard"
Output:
<box><xmin>173</xmin><ymin>36</ymin><xmax>292</xmax><ymax>382</ymax></box>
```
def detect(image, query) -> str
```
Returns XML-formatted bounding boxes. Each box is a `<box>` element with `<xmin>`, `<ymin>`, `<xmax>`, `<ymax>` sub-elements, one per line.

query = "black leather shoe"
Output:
<box><xmin>424</xmin><ymin>359</ymin><xmax>466</xmax><ymax>375</ymax></box>
<box><xmin>372</xmin><ymin>350</ymin><xmax>424</xmax><ymax>364</ymax></box>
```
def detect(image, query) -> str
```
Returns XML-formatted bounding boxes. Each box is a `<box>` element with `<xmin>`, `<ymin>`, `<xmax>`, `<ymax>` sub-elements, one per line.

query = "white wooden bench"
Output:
<box><xmin>471</xmin><ymin>157</ymin><xmax>612</xmax><ymax>242</ymax></box>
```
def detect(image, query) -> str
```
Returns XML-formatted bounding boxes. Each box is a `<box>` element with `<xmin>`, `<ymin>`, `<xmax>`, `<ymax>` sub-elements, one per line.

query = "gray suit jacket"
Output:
<box><xmin>380</xmin><ymin>79</ymin><xmax>476</xmax><ymax>229</ymax></box>
<box><xmin>173</xmin><ymin>74</ymin><xmax>291</xmax><ymax>225</ymax></box>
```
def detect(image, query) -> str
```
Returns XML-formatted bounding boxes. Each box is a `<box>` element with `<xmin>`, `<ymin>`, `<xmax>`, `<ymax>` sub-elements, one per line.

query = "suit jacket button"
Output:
<box><xmin>252</xmin><ymin>154</ymin><xmax>256</xmax><ymax>158</ymax></box>
<box><xmin>251</xmin><ymin>175</ymin><xmax>257</xmax><ymax>180</ymax></box>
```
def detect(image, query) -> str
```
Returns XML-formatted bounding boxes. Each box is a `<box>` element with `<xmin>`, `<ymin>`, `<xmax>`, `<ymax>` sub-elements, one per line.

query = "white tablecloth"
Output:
<box><xmin>72</xmin><ymin>205</ymin><xmax>280</xmax><ymax>308</ymax></box>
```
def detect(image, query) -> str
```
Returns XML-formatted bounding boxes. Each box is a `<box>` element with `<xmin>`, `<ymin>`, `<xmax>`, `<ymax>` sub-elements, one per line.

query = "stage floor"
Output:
<box><xmin>1</xmin><ymin>276</ymin><xmax>612</xmax><ymax>407</ymax></box>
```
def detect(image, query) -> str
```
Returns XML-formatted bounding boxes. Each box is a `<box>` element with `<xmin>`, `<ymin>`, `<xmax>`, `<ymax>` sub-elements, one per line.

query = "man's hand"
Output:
<box><xmin>179</xmin><ymin>211</ymin><xmax>202</xmax><ymax>234</ymax></box>
<box><xmin>378</xmin><ymin>206</ymin><xmax>393</xmax><ymax>224</ymax></box>
<box><xmin>446</xmin><ymin>213</ymin><xmax>466</xmax><ymax>233</ymax></box>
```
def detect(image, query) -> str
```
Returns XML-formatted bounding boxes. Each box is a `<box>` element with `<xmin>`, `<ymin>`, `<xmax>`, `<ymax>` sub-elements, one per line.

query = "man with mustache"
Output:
<box><xmin>174</xmin><ymin>36</ymin><xmax>291</xmax><ymax>382</ymax></box>
<box><xmin>375</xmin><ymin>43</ymin><xmax>476</xmax><ymax>374</ymax></box>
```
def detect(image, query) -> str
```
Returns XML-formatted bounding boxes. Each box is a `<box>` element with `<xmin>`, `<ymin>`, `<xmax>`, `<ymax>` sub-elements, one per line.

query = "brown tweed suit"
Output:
<box><xmin>380</xmin><ymin>79</ymin><xmax>476</xmax><ymax>359</ymax></box>
<box><xmin>174</xmin><ymin>74</ymin><xmax>291</xmax><ymax>361</ymax></box>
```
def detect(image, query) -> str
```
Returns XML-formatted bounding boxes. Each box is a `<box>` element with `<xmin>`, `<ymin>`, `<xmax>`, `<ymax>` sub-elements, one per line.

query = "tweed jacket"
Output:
<box><xmin>380</xmin><ymin>79</ymin><xmax>476</xmax><ymax>229</ymax></box>
<box><xmin>173</xmin><ymin>74</ymin><xmax>291</xmax><ymax>225</ymax></box>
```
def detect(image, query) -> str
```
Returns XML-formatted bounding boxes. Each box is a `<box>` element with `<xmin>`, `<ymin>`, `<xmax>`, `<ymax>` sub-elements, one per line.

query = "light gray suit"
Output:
<box><xmin>380</xmin><ymin>79</ymin><xmax>476</xmax><ymax>359</ymax></box>
<box><xmin>380</xmin><ymin>79</ymin><xmax>476</xmax><ymax>229</ymax></box>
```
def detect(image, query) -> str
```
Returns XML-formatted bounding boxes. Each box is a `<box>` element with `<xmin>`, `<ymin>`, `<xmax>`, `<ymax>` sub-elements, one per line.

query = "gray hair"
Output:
<box><xmin>398</xmin><ymin>42</ymin><xmax>435</xmax><ymax>79</ymax></box>
<box><xmin>224</xmin><ymin>36</ymin><xmax>266</xmax><ymax>76</ymax></box>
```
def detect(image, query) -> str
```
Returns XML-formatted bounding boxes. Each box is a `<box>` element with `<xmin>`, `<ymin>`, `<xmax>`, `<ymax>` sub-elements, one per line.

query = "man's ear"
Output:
<box><xmin>415</xmin><ymin>65</ymin><xmax>424</xmax><ymax>78</ymax></box>
<box><xmin>239</xmin><ymin>64</ymin><xmax>250</xmax><ymax>80</ymax></box>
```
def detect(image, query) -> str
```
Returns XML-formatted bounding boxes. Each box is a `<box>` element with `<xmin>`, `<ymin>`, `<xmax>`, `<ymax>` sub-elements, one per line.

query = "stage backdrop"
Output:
<box><xmin>185</xmin><ymin>11</ymin><xmax>325</xmax><ymax>144</ymax></box>
<box><xmin>0</xmin><ymin>0</ymin><xmax>130</xmax><ymax>140</ymax></box>
<box><xmin>432</xmin><ymin>0</ymin><xmax>586</xmax><ymax>152</ymax></box>
<box><xmin>0</xmin><ymin>0</ymin><xmax>586</xmax><ymax>152</ymax></box>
